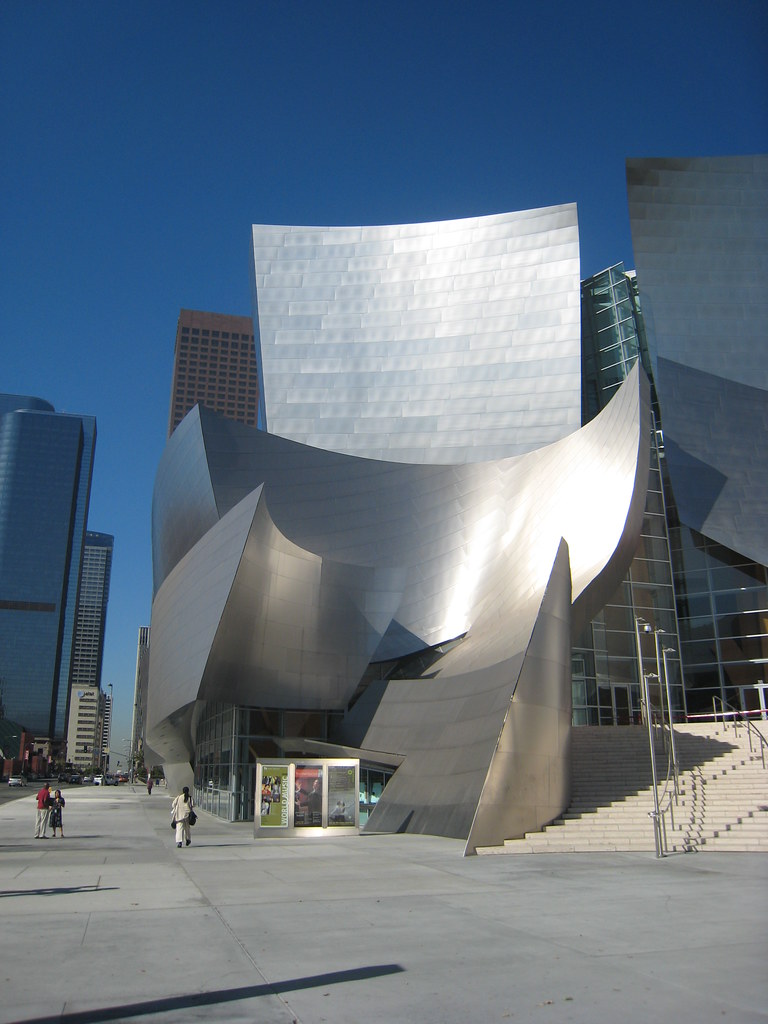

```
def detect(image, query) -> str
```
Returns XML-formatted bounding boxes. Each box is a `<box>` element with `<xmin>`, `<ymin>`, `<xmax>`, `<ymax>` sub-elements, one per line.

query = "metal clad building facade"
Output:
<box><xmin>148</xmin><ymin>207</ymin><xmax>651</xmax><ymax>851</ymax></box>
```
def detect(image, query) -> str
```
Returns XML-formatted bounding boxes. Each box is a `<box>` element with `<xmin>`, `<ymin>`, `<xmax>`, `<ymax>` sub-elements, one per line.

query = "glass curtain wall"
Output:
<box><xmin>194</xmin><ymin>703</ymin><xmax>237</xmax><ymax>819</ymax></box>
<box><xmin>572</xmin><ymin>436</ymin><xmax>682</xmax><ymax>724</ymax></box>
<box><xmin>193</xmin><ymin>701</ymin><xmax>397</xmax><ymax>822</ymax></box>
<box><xmin>577</xmin><ymin>265</ymin><xmax>683</xmax><ymax>724</ymax></box>
<box><xmin>579</xmin><ymin>264</ymin><xmax>768</xmax><ymax>724</ymax></box>
<box><xmin>670</xmin><ymin>526</ymin><xmax>768</xmax><ymax>716</ymax></box>
<box><xmin>194</xmin><ymin>703</ymin><xmax>338</xmax><ymax>822</ymax></box>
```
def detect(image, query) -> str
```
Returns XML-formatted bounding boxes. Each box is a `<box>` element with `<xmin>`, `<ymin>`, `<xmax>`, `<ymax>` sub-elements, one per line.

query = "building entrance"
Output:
<box><xmin>739</xmin><ymin>683</ymin><xmax>768</xmax><ymax>721</ymax></box>
<box><xmin>598</xmin><ymin>682</ymin><xmax>641</xmax><ymax>726</ymax></box>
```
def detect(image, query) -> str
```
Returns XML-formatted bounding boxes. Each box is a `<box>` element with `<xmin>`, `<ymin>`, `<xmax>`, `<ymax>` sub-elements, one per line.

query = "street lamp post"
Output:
<box><xmin>634</xmin><ymin>617</ymin><xmax>652</xmax><ymax>724</ymax></box>
<box><xmin>635</xmin><ymin>616</ymin><xmax>663</xmax><ymax>856</ymax></box>
<box><xmin>643</xmin><ymin>671</ymin><xmax>663</xmax><ymax>856</ymax></box>
<box><xmin>653</xmin><ymin>630</ymin><xmax>667</xmax><ymax>731</ymax></box>
<box><xmin>662</xmin><ymin>646</ymin><xmax>680</xmax><ymax>791</ymax></box>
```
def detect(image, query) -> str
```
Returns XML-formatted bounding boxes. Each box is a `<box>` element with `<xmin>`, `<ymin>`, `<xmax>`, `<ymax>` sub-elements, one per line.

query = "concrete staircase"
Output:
<box><xmin>476</xmin><ymin>721</ymin><xmax>768</xmax><ymax>855</ymax></box>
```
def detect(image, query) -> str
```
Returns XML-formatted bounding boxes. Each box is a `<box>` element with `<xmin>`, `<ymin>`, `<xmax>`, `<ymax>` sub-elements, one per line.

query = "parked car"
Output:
<box><xmin>93</xmin><ymin>774</ymin><xmax>104</xmax><ymax>785</ymax></box>
<box><xmin>69</xmin><ymin>774</ymin><xmax>83</xmax><ymax>785</ymax></box>
<box><xmin>8</xmin><ymin>775</ymin><xmax>27</xmax><ymax>787</ymax></box>
<box><xmin>104</xmin><ymin>774</ymin><xmax>119</xmax><ymax>786</ymax></box>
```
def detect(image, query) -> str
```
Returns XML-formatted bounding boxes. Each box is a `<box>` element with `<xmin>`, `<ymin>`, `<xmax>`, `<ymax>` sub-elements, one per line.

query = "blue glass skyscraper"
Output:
<box><xmin>0</xmin><ymin>394</ymin><xmax>96</xmax><ymax>740</ymax></box>
<box><xmin>70</xmin><ymin>532</ymin><xmax>114</xmax><ymax>693</ymax></box>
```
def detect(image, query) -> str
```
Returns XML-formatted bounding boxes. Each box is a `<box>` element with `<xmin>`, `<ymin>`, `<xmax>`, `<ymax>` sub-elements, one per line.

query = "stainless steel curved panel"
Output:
<box><xmin>627</xmin><ymin>155</ymin><xmax>768</xmax><ymax>565</ymax></box>
<box><xmin>198</xmin><ymin>495</ymin><xmax>408</xmax><ymax>710</ymax></box>
<box><xmin>148</xmin><ymin>367</ymin><xmax>649</xmax><ymax>847</ymax></box>
<box><xmin>147</xmin><ymin>487</ymin><xmax>262</xmax><ymax>741</ymax></box>
<box><xmin>153</xmin><ymin>363</ymin><xmax>647</xmax><ymax>660</ymax></box>
<box><xmin>359</xmin><ymin>367</ymin><xmax>650</xmax><ymax>848</ymax></box>
<box><xmin>251</xmin><ymin>209</ymin><xmax>581</xmax><ymax>464</ymax></box>
<box><xmin>151</xmin><ymin>405</ymin><xmax>220</xmax><ymax>595</ymax></box>
<box><xmin>149</xmin><ymin>202</ymin><xmax>651</xmax><ymax>848</ymax></box>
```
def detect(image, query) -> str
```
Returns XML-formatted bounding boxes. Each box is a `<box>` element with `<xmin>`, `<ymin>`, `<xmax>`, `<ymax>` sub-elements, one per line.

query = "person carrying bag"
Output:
<box><xmin>171</xmin><ymin>785</ymin><xmax>195</xmax><ymax>848</ymax></box>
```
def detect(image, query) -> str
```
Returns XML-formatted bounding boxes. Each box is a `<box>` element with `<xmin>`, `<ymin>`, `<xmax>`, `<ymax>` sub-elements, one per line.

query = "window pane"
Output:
<box><xmin>677</xmin><ymin>592</ymin><xmax>712</xmax><ymax>618</ymax></box>
<box><xmin>681</xmin><ymin>639</ymin><xmax>719</xmax><ymax>664</ymax></box>
<box><xmin>716</xmin><ymin>610</ymin><xmax>768</xmax><ymax>640</ymax></box>
<box><xmin>678</xmin><ymin>614</ymin><xmax>716</xmax><ymax>642</ymax></box>
<box><xmin>709</xmin><ymin>564</ymin><xmax>765</xmax><ymax>591</ymax></box>
<box><xmin>715</xmin><ymin>590</ymin><xmax>767</xmax><ymax>616</ymax></box>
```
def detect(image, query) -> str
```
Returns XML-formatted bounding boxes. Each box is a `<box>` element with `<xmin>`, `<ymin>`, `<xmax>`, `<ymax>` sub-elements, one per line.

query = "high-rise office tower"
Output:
<box><xmin>66</xmin><ymin>686</ymin><xmax>102</xmax><ymax>770</ymax></box>
<box><xmin>167</xmin><ymin>310</ymin><xmax>259</xmax><ymax>437</ymax></box>
<box><xmin>65</xmin><ymin>532</ymin><xmax>113</xmax><ymax>766</ymax></box>
<box><xmin>100</xmin><ymin>688</ymin><xmax>112</xmax><ymax>768</ymax></box>
<box><xmin>69</xmin><ymin>533</ymin><xmax>113</xmax><ymax>692</ymax></box>
<box><xmin>130</xmin><ymin>625</ymin><xmax>150</xmax><ymax>777</ymax></box>
<box><xmin>0</xmin><ymin>394</ymin><xmax>96</xmax><ymax>742</ymax></box>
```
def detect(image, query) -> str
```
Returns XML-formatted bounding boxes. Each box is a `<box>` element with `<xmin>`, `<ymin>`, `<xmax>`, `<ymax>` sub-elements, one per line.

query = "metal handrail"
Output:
<box><xmin>712</xmin><ymin>696</ymin><xmax>767</xmax><ymax>770</ymax></box>
<box><xmin>691</xmin><ymin>704</ymin><xmax>767</xmax><ymax>721</ymax></box>
<box><xmin>650</xmin><ymin>710</ymin><xmax>680</xmax><ymax>855</ymax></box>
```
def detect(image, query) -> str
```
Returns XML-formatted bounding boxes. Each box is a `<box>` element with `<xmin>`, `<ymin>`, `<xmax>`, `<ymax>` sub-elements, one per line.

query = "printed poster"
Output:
<box><xmin>294</xmin><ymin>765</ymin><xmax>323</xmax><ymax>827</ymax></box>
<box><xmin>327</xmin><ymin>764</ymin><xmax>356</xmax><ymax>826</ymax></box>
<box><xmin>260</xmin><ymin>765</ymin><xmax>289</xmax><ymax>827</ymax></box>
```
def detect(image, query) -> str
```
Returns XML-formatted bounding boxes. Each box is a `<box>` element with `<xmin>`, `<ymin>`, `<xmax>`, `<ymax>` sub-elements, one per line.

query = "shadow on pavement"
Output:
<box><xmin>17</xmin><ymin>964</ymin><xmax>405</xmax><ymax>1023</ymax></box>
<box><xmin>0</xmin><ymin>884</ymin><xmax>119</xmax><ymax>898</ymax></box>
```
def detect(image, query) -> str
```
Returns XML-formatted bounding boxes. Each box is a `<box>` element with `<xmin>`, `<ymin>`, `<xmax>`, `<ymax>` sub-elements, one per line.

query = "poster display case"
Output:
<box><xmin>255</xmin><ymin>759</ymin><xmax>359</xmax><ymax>837</ymax></box>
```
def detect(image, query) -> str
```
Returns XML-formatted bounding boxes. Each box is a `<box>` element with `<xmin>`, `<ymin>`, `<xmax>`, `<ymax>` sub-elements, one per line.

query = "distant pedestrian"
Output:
<box><xmin>171</xmin><ymin>786</ymin><xmax>195</xmax><ymax>848</ymax></box>
<box><xmin>50</xmin><ymin>790</ymin><xmax>66</xmax><ymax>838</ymax></box>
<box><xmin>147</xmin><ymin>777</ymin><xmax>153</xmax><ymax>795</ymax></box>
<box><xmin>34</xmin><ymin>782</ymin><xmax>52</xmax><ymax>839</ymax></box>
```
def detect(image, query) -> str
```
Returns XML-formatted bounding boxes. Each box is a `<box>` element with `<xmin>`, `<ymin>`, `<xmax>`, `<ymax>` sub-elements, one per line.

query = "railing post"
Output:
<box><xmin>636</xmin><ymin>616</ymin><xmax>664</xmax><ymax>856</ymax></box>
<box><xmin>654</xmin><ymin>630</ymin><xmax>667</xmax><ymax>733</ymax></box>
<box><xmin>643</xmin><ymin>671</ymin><xmax>664</xmax><ymax>856</ymax></box>
<box><xmin>635</xmin><ymin>617</ymin><xmax>650</xmax><ymax>724</ymax></box>
<box><xmin>662</xmin><ymin>645</ymin><xmax>680</xmax><ymax>795</ymax></box>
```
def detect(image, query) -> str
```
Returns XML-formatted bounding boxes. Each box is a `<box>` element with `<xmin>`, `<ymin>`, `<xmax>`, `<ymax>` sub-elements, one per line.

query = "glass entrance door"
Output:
<box><xmin>613</xmin><ymin>684</ymin><xmax>632</xmax><ymax>725</ymax></box>
<box><xmin>740</xmin><ymin>683</ymin><xmax>768</xmax><ymax>721</ymax></box>
<box><xmin>598</xmin><ymin>683</ymin><xmax>641</xmax><ymax>726</ymax></box>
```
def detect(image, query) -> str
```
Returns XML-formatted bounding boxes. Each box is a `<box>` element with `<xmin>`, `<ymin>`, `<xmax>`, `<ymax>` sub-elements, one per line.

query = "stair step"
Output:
<box><xmin>485</xmin><ymin>723</ymin><xmax>768</xmax><ymax>856</ymax></box>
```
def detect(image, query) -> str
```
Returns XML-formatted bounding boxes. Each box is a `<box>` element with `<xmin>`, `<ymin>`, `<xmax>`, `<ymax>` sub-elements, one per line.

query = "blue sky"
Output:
<box><xmin>2</xmin><ymin>1</ymin><xmax>766</xmax><ymax>752</ymax></box>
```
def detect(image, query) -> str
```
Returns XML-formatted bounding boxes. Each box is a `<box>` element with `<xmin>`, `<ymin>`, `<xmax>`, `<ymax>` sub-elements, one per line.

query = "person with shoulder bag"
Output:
<box><xmin>50</xmin><ymin>789</ymin><xmax>66</xmax><ymax>838</ymax></box>
<box><xmin>171</xmin><ymin>785</ymin><xmax>195</xmax><ymax>847</ymax></box>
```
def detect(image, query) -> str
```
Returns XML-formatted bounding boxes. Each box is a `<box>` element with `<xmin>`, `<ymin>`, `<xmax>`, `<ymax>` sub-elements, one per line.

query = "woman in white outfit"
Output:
<box><xmin>171</xmin><ymin>785</ymin><xmax>194</xmax><ymax>847</ymax></box>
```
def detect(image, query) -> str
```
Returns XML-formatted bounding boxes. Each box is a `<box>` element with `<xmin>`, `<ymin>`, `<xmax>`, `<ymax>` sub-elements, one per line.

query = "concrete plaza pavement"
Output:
<box><xmin>0</xmin><ymin>784</ymin><xmax>766</xmax><ymax>1024</ymax></box>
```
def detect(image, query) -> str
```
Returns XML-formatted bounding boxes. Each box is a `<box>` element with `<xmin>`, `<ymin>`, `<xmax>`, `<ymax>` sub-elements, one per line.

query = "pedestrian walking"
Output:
<box><xmin>50</xmin><ymin>790</ymin><xmax>66</xmax><ymax>838</ymax></box>
<box><xmin>171</xmin><ymin>785</ymin><xmax>195</xmax><ymax>848</ymax></box>
<box><xmin>34</xmin><ymin>782</ymin><xmax>52</xmax><ymax>838</ymax></box>
<box><xmin>147</xmin><ymin>777</ymin><xmax>153</xmax><ymax>795</ymax></box>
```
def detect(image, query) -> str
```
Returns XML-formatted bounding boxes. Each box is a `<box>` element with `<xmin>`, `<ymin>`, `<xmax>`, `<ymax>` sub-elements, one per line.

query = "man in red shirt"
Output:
<box><xmin>35</xmin><ymin>782</ymin><xmax>52</xmax><ymax>839</ymax></box>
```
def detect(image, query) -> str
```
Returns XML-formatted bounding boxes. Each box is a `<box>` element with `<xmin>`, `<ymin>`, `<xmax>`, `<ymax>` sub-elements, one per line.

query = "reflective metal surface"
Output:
<box><xmin>148</xmin><ymin>208</ymin><xmax>651</xmax><ymax>850</ymax></box>
<box><xmin>251</xmin><ymin>209</ymin><xmax>581</xmax><ymax>464</ymax></box>
<box><xmin>148</xmin><ymin>368</ymin><xmax>649</xmax><ymax>847</ymax></box>
<box><xmin>627</xmin><ymin>155</ymin><xmax>768</xmax><ymax>566</ymax></box>
<box><xmin>357</xmin><ymin>367</ymin><xmax>650</xmax><ymax>851</ymax></box>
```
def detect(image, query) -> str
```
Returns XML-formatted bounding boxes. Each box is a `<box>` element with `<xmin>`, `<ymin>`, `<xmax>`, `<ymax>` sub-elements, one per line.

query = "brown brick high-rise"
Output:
<box><xmin>168</xmin><ymin>309</ymin><xmax>260</xmax><ymax>437</ymax></box>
